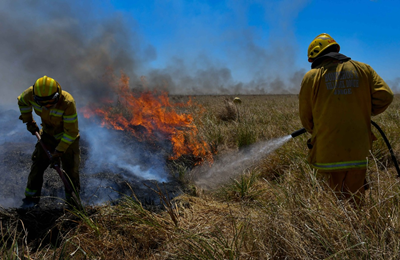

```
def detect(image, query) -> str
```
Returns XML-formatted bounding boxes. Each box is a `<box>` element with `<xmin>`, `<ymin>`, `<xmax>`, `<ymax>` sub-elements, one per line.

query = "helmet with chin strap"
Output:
<box><xmin>33</xmin><ymin>75</ymin><xmax>61</xmax><ymax>106</ymax></box>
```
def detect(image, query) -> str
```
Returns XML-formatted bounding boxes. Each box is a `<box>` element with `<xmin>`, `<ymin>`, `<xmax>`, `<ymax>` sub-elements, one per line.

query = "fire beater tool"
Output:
<box><xmin>34</xmin><ymin>131</ymin><xmax>82</xmax><ymax>208</ymax></box>
<box><xmin>290</xmin><ymin>120</ymin><xmax>400</xmax><ymax>178</ymax></box>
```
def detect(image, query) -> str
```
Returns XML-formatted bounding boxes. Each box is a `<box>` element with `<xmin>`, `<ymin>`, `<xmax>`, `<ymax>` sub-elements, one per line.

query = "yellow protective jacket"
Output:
<box><xmin>17</xmin><ymin>86</ymin><xmax>79</xmax><ymax>152</ymax></box>
<box><xmin>299</xmin><ymin>55</ymin><xmax>393</xmax><ymax>171</ymax></box>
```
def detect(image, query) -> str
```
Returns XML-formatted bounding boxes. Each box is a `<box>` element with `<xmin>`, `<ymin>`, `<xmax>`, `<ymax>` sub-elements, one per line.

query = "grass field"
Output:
<box><xmin>2</xmin><ymin>94</ymin><xmax>400</xmax><ymax>259</ymax></box>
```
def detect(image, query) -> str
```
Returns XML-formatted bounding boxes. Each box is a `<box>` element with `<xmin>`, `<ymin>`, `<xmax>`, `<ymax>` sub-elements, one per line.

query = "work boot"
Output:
<box><xmin>20</xmin><ymin>197</ymin><xmax>39</xmax><ymax>209</ymax></box>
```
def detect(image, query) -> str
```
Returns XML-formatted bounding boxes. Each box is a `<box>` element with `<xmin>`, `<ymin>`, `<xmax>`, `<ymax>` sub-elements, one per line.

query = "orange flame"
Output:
<box><xmin>81</xmin><ymin>71</ymin><xmax>212</xmax><ymax>164</ymax></box>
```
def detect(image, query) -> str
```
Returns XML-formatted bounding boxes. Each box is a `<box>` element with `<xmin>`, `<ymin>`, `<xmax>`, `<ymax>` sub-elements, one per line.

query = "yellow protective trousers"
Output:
<box><xmin>325</xmin><ymin>169</ymin><xmax>366</xmax><ymax>206</ymax></box>
<box><xmin>25</xmin><ymin>131</ymin><xmax>80</xmax><ymax>203</ymax></box>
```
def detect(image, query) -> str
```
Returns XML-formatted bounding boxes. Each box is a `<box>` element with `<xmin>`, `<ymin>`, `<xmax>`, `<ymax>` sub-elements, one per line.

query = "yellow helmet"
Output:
<box><xmin>307</xmin><ymin>33</ymin><xmax>340</xmax><ymax>62</ymax></box>
<box><xmin>233</xmin><ymin>97</ymin><xmax>242</xmax><ymax>104</ymax></box>
<box><xmin>33</xmin><ymin>75</ymin><xmax>61</xmax><ymax>106</ymax></box>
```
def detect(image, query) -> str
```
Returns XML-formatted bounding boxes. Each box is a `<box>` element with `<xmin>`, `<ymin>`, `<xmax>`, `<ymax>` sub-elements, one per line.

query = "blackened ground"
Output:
<box><xmin>0</xmin><ymin>136</ymin><xmax>182</xmax><ymax>209</ymax></box>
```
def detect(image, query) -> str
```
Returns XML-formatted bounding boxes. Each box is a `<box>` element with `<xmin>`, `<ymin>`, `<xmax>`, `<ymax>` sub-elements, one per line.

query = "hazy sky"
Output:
<box><xmin>109</xmin><ymin>0</ymin><xmax>399</xmax><ymax>82</ymax></box>
<box><xmin>1</xmin><ymin>0</ymin><xmax>399</xmax><ymax>106</ymax></box>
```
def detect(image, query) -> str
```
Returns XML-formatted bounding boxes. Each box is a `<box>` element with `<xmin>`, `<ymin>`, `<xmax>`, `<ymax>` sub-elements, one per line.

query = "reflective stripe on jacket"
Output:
<box><xmin>299</xmin><ymin>57</ymin><xmax>393</xmax><ymax>172</ymax></box>
<box><xmin>18</xmin><ymin>86</ymin><xmax>79</xmax><ymax>152</ymax></box>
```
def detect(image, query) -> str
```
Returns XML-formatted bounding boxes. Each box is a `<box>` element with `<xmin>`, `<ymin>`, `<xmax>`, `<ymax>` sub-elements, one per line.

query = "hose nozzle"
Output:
<box><xmin>291</xmin><ymin>128</ymin><xmax>307</xmax><ymax>138</ymax></box>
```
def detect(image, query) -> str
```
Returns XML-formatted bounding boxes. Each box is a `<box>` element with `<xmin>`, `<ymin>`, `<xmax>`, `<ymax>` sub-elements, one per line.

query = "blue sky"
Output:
<box><xmin>106</xmin><ymin>0</ymin><xmax>400</xmax><ymax>88</ymax></box>
<box><xmin>1</xmin><ymin>0</ymin><xmax>399</xmax><ymax>105</ymax></box>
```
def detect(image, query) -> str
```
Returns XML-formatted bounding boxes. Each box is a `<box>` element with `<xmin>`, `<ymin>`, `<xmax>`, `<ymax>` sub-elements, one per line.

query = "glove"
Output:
<box><xmin>26</xmin><ymin>121</ymin><xmax>39</xmax><ymax>135</ymax></box>
<box><xmin>50</xmin><ymin>150</ymin><xmax>63</xmax><ymax>168</ymax></box>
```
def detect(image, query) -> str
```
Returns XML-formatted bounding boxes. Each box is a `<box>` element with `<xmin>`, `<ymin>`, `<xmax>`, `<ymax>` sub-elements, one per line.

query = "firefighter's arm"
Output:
<box><xmin>17</xmin><ymin>87</ymin><xmax>34</xmax><ymax>123</ymax></box>
<box><xmin>56</xmin><ymin>100</ymin><xmax>79</xmax><ymax>152</ymax></box>
<box><xmin>369</xmin><ymin>66</ymin><xmax>394</xmax><ymax>116</ymax></box>
<box><xmin>299</xmin><ymin>73</ymin><xmax>314</xmax><ymax>134</ymax></box>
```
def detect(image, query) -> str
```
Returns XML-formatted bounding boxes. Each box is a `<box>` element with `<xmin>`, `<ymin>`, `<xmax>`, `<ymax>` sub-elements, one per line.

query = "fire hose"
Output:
<box><xmin>34</xmin><ymin>132</ymin><xmax>82</xmax><ymax>208</ymax></box>
<box><xmin>290</xmin><ymin>121</ymin><xmax>400</xmax><ymax>178</ymax></box>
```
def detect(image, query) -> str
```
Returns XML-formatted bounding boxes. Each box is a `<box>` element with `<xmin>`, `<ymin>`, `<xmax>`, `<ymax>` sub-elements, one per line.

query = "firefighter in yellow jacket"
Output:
<box><xmin>18</xmin><ymin>76</ymin><xmax>80</xmax><ymax>208</ymax></box>
<box><xmin>299</xmin><ymin>33</ymin><xmax>393</xmax><ymax>205</ymax></box>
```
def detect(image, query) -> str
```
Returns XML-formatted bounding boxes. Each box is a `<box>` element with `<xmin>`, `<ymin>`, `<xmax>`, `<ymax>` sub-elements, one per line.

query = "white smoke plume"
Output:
<box><xmin>387</xmin><ymin>77</ymin><xmax>400</xmax><ymax>93</ymax></box>
<box><xmin>80</xmin><ymin>116</ymin><xmax>169</xmax><ymax>183</ymax></box>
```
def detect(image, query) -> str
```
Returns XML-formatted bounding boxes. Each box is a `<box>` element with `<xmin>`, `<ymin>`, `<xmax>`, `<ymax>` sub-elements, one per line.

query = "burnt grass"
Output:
<box><xmin>0</xmin><ymin>109</ymin><xmax>187</xmax><ymax>251</ymax></box>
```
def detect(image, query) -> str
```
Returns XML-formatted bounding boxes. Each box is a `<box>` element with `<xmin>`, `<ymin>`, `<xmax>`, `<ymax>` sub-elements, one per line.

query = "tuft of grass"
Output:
<box><xmin>217</xmin><ymin>99</ymin><xmax>238</xmax><ymax>122</ymax></box>
<box><xmin>218</xmin><ymin>170</ymin><xmax>263</xmax><ymax>202</ymax></box>
<box><xmin>235</xmin><ymin>122</ymin><xmax>258</xmax><ymax>148</ymax></box>
<box><xmin>177</xmin><ymin>215</ymin><xmax>253</xmax><ymax>260</ymax></box>
<box><xmin>0</xmin><ymin>213</ymin><xmax>30</xmax><ymax>260</ymax></box>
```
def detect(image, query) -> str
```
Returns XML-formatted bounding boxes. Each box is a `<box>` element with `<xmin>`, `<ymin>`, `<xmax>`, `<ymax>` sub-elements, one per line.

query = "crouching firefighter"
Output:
<box><xmin>17</xmin><ymin>75</ymin><xmax>80</xmax><ymax>208</ymax></box>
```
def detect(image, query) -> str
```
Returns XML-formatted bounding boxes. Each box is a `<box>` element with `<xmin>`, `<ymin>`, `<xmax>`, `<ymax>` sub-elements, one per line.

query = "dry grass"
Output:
<box><xmin>2</xmin><ymin>94</ymin><xmax>400</xmax><ymax>259</ymax></box>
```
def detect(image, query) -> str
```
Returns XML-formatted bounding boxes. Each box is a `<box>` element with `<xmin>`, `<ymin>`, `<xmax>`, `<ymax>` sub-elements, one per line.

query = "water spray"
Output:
<box><xmin>194</xmin><ymin>135</ymin><xmax>292</xmax><ymax>189</ymax></box>
<box><xmin>290</xmin><ymin>121</ymin><xmax>400</xmax><ymax>177</ymax></box>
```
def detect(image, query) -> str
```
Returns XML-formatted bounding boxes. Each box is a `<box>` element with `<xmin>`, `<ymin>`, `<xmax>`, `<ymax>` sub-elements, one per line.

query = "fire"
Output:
<box><xmin>81</xmin><ymin>71</ymin><xmax>213</xmax><ymax>164</ymax></box>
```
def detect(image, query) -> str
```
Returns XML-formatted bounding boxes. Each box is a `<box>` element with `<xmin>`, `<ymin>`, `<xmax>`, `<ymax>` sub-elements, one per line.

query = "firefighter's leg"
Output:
<box><xmin>327</xmin><ymin>171</ymin><xmax>347</xmax><ymax>200</ymax></box>
<box><xmin>25</xmin><ymin>141</ymin><xmax>50</xmax><ymax>204</ymax></box>
<box><xmin>61</xmin><ymin>137</ymin><xmax>81</xmax><ymax>205</ymax></box>
<box><xmin>341</xmin><ymin>168</ymin><xmax>366</xmax><ymax>207</ymax></box>
<box><xmin>328</xmin><ymin>169</ymin><xmax>366</xmax><ymax>207</ymax></box>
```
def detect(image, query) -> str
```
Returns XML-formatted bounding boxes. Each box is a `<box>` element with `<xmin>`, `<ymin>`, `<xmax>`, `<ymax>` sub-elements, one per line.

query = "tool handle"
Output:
<box><xmin>35</xmin><ymin>132</ymin><xmax>54</xmax><ymax>161</ymax></box>
<box><xmin>34</xmin><ymin>132</ymin><xmax>73</xmax><ymax>193</ymax></box>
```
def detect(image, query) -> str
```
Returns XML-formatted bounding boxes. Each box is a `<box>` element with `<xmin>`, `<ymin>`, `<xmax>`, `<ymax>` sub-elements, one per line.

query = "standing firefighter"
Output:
<box><xmin>299</xmin><ymin>33</ymin><xmax>393</xmax><ymax>206</ymax></box>
<box><xmin>18</xmin><ymin>76</ymin><xmax>80</xmax><ymax>208</ymax></box>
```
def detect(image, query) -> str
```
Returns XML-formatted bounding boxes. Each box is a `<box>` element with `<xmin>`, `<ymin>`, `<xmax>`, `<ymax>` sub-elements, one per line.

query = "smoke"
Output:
<box><xmin>139</xmin><ymin>0</ymin><xmax>309</xmax><ymax>95</ymax></box>
<box><xmin>0</xmin><ymin>0</ymin><xmax>151</xmax><ymax>106</ymax></box>
<box><xmin>0</xmin><ymin>0</ymin><xmax>310</xmax><ymax>108</ymax></box>
<box><xmin>80</xmin><ymin>116</ymin><xmax>169</xmax><ymax>182</ymax></box>
<box><xmin>0</xmin><ymin>108</ymin><xmax>32</xmax><ymax>144</ymax></box>
<box><xmin>387</xmin><ymin>77</ymin><xmax>400</xmax><ymax>93</ymax></box>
